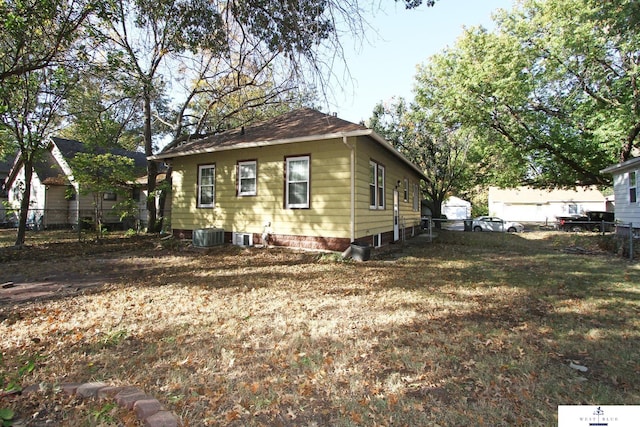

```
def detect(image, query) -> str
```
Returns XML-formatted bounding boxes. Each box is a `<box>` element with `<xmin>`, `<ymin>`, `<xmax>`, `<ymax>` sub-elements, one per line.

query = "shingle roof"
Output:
<box><xmin>155</xmin><ymin>108</ymin><xmax>368</xmax><ymax>159</ymax></box>
<box><xmin>52</xmin><ymin>137</ymin><xmax>148</xmax><ymax>171</ymax></box>
<box><xmin>5</xmin><ymin>138</ymin><xmax>151</xmax><ymax>189</ymax></box>
<box><xmin>34</xmin><ymin>149</ymin><xmax>68</xmax><ymax>185</ymax></box>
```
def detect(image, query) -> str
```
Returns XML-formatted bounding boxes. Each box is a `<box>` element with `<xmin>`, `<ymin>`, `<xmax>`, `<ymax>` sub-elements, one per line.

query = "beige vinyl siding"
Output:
<box><xmin>44</xmin><ymin>186</ymin><xmax>68</xmax><ymax>226</ymax></box>
<box><xmin>171</xmin><ymin>138</ymin><xmax>352</xmax><ymax>238</ymax></box>
<box><xmin>75</xmin><ymin>192</ymin><xmax>124</xmax><ymax>223</ymax></box>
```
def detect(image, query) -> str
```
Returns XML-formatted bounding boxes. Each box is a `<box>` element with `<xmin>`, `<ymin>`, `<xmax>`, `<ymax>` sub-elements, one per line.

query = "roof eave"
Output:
<box><xmin>367</xmin><ymin>131</ymin><xmax>428</xmax><ymax>180</ymax></box>
<box><xmin>148</xmin><ymin>128</ymin><xmax>427</xmax><ymax>181</ymax></box>
<box><xmin>148</xmin><ymin>129</ymin><xmax>374</xmax><ymax>161</ymax></box>
<box><xmin>601</xmin><ymin>156</ymin><xmax>640</xmax><ymax>174</ymax></box>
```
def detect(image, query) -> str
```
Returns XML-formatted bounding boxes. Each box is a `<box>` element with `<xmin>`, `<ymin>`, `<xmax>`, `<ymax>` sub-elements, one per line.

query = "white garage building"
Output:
<box><xmin>488</xmin><ymin>186</ymin><xmax>612</xmax><ymax>224</ymax></box>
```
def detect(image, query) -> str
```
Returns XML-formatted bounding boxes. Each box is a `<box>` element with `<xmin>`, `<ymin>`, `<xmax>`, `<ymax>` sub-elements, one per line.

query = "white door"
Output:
<box><xmin>393</xmin><ymin>189</ymin><xmax>399</xmax><ymax>241</ymax></box>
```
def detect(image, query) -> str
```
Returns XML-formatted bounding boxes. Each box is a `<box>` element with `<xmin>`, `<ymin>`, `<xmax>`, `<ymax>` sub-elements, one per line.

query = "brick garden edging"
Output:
<box><xmin>40</xmin><ymin>382</ymin><xmax>180</xmax><ymax>427</ymax></box>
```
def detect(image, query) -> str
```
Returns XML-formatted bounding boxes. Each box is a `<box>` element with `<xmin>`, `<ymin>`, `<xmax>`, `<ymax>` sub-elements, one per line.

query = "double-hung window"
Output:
<box><xmin>630</xmin><ymin>171</ymin><xmax>637</xmax><ymax>203</ymax></box>
<box><xmin>286</xmin><ymin>156</ymin><xmax>310</xmax><ymax>208</ymax></box>
<box><xmin>238</xmin><ymin>160</ymin><xmax>257</xmax><ymax>196</ymax></box>
<box><xmin>369</xmin><ymin>160</ymin><xmax>385</xmax><ymax>209</ymax></box>
<box><xmin>413</xmin><ymin>183</ymin><xmax>419</xmax><ymax>212</ymax></box>
<box><xmin>198</xmin><ymin>164</ymin><xmax>215</xmax><ymax>208</ymax></box>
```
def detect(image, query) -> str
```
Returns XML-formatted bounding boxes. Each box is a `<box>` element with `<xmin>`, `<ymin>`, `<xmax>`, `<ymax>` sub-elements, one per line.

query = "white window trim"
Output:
<box><xmin>198</xmin><ymin>164</ymin><xmax>215</xmax><ymax>208</ymax></box>
<box><xmin>286</xmin><ymin>155</ymin><xmax>310</xmax><ymax>209</ymax></box>
<box><xmin>238</xmin><ymin>160</ymin><xmax>257</xmax><ymax>196</ymax></box>
<box><xmin>369</xmin><ymin>160</ymin><xmax>385</xmax><ymax>210</ymax></box>
<box><xmin>630</xmin><ymin>170</ymin><xmax>637</xmax><ymax>204</ymax></box>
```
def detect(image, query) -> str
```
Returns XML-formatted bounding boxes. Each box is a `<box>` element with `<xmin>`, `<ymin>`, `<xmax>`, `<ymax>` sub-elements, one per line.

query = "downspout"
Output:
<box><xmin>342</xmin><ymin>136</ymin><xmax>355</xmax><ymax>243</ymax></box>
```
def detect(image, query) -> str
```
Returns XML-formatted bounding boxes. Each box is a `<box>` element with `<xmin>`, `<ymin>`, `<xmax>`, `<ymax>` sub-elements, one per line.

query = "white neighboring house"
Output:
<box><xmin>442</xmin><ymin>196</ymin><xmax>471</xmax><ymax>220</ymax></box>
<box><xmin>0</xmin><ymin>156</ymin><xmax>13</xmax><ymax>225</ymax></box>
<box><xmin>4</xmin><ymin>137</ymin><xmax>151</xmax><ymax>229</ymax></box>
<box><xmin>601</xmin><ymin>157</ymin><xmax>640</xmax><ymax>233</ymax></box>
<box><xmin>488</xmin><ymin>186</ymin><xmax>611</xmax><ymax>224</ymax></box>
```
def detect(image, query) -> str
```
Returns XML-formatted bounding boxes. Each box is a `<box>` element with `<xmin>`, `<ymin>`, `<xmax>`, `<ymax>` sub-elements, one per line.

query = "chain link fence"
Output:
<box><xmin>420</xmin><ymin>216</ymin><xmax>637</xmax><ymax>260</ymax></box>
<box><xmin>614</xmin><ymin>223</ymin><xmax>639</xmax><ymax>261</ymax></box>
<box><xmin>0</xmin><ymin>208</ymin><xmax>171</xmax><ymax>232</ymax></box>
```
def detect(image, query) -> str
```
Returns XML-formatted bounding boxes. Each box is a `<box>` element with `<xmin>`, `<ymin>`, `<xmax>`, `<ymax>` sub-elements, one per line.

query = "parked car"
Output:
<box><xmin>556</xmin><ymin>211</ymin><xmax>615</xmax><ymax>232</ymax></box>
<box><xmin>472</xmin><ymin>216</ymin><xmax>524</xmax><ymax>233</ymax></box>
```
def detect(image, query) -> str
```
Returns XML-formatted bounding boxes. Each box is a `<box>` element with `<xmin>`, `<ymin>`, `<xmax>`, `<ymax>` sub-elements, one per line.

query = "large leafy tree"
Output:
<box><xmin>0</xmin><ymin>0</ymin><xmax>93</xmax><ymax>82</ymax></box>
<box><xmin>0</xmin><ymin>0</ymin><xmax>95</xmax><ymax>246</ymax></box>
<box><xmin>421</xmin><ymin>0</ymin><xmax>640</xmax><ymax>188</ymax></box>
<box><xmin>60</xmin><ymin>74</ymin><xmax>142</xmax><ymax>151</ymax></box>
<box><xmin>0</xmin><ymin>66</ymin><xmax>75</xmax><ymax>246</ymax></box>
<box><xmin>370</xmin><ymin>97</ymin><xmax>475</xmax><ymax>224</ymax></box>
<box><xmin>90</xmin><ymin>0</ymin><xmax>230</xmax><ymax>232</ymax></box>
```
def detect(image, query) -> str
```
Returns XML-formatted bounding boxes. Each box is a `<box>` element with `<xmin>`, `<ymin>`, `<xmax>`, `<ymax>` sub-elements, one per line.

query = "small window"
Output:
<box><xmin>103</xmin><ymin>192</ymin><xmax>117</xmax><ymax>201</ymax></box>
<box><xmin>132</xmin><ymin>187</ymin><xmax>141</xmax><ymax>202</ymax></box>
<box><xmin>198</xmin><ymin>164</ymin><xmax>215</xmax><ymax>208</ymax></box>
<box><xmin>630</xmin><ymin>171</ymin><xmax>637</xmax><ymax>203</ymax></box>
<box><xmin>413</xmin><ymin>183</ymin><xmax>419</xmax><ymax>212</ymax></box>
<box><xmin>369</xmin><ymin>160</ymin><xmax>385</xmax><ymax>209</ymax></box>
<box><xmin>286</xmin><ymin>156</ymin><xmax>309</xmax><ymax>209</ymax></box>
<box><xmin>238</xmin><ymin>160</ymin><xmax>257</xmax><ymax>196</ymax></box>
<box><xmin>403</xmin><ymin>178</ymin><xmax>409</xmax><ymax>202</ymax></box>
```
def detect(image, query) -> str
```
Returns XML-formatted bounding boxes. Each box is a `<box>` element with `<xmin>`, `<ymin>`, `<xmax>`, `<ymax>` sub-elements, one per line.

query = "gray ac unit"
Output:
<box><xmin>193</xmin><ymin>228</ymin><xmax>224</xmax><ymax>247</ymax></box>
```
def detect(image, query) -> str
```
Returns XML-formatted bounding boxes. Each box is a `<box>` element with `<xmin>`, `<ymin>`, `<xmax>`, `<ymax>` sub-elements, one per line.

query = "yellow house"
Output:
<box><xmin>150</xmin><ymin>109</ymin><xmax>426</xmax><ymax>251</ymax></box>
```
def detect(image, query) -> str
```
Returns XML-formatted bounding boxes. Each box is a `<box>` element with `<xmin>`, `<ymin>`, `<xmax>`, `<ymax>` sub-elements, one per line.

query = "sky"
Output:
<box><xmin>327</xmin><ymin>0</ymin><xmax>515</xmax><ymax>124</ymax></box>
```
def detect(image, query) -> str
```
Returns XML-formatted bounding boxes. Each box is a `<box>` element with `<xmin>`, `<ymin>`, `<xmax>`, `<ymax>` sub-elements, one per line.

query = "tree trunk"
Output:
<box><xmin>425</xmin><ymin>195</ymin><xmax>445</xmax><ymax>229</ymax></box>
<box><xmin>156</xmin><ymin>165</ymin><xmax>172</xmax><ymax>233</ymax></box>
<box><xmin>14</xmin><ymin>156</ymin><xmax>34</xmax><ymax>247</ymax></box>
<box><xmin>142</xmin><ymin>91</ymin><xmax>158</xmax><ymax>233</ymax></box>
<box><xmin>621</xmin><ymin>121</ymin><xmax>640</xmax><ymax>162</ymax></box>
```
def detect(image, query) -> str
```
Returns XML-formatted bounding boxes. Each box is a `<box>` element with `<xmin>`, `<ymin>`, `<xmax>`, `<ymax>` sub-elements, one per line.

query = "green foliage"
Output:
<box><xmin>90</xmin><ymin>402</ymin><xmax>117</xmax><ymax>424</ymax></box>
<box><xmin>369</xmin><ymin>97</ymin><xmax>474</xmax><ymax>218</ymax></box>
<box><xmin>229</xmin><ymin>0</ymin><xmax>334</xmax><ymax>53</ymax></box>
<box><xmin>71</xmin><ymin>152</ymin><xmax>135</xmax><ymax>196</ymax></box>
<box><xmin>99</xmin><ymin>329</ymin><xmax>129</xmax><ymax>349</ymax></box>
<box><xmin>0</xmin><ymin>0</ymin><xmax>93</xmax><ymax>81</ymax></box>
<box><xmin>113</xmin><ymin>198</ymin><xmax>138</xmax><ymax>222</ymax></box>
<box><xmin>1</xmin><ymin>352</ymin><xmax>41</xmax><ymax>426</ymax></box>
<box><xmin>0</xmin><ymin>407</ymin><xmax>14</xmax><ymax>427</ymax></box>
<box><xmin>0</xmin><ymin>354</ymin><xmax>13</xmax><ymax>427</ymax></box>
<box><xmin>411</xmin><ymin>0</ymin><xmax>639</xmax><ymax>188</ymax></box>
<box><xmin>70</xmin><ymin>152</ymin><xmax>136</xmax><ymax>239</ymax></box>
<box><xmin>59</xmin><ymin>75</ymin><xmax>142</xmax><ymax>151</ymax></box>
<box><xmin>469</xmin><ymin>190</ymin><xmax>489</xmax><ymax>217</ymax></box>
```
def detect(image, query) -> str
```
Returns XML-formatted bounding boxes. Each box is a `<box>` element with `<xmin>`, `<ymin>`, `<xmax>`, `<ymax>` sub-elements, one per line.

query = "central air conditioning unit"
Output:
<box><xmin>233</xmin><ymin>232</ymin><xmax>253</xmax><ymax>247</ymax></box>
<box><xmin>192</xmin><ymin>228</ymin><xmax>224</xmax><ymax>247</ymax></box>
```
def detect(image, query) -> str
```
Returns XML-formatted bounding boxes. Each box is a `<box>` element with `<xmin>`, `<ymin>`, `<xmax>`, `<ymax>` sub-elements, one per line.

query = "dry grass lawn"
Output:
<box><xmin>1</xmin><ymin>229</ymin><xmax>639</xmax><ymax>426</ymax></box>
